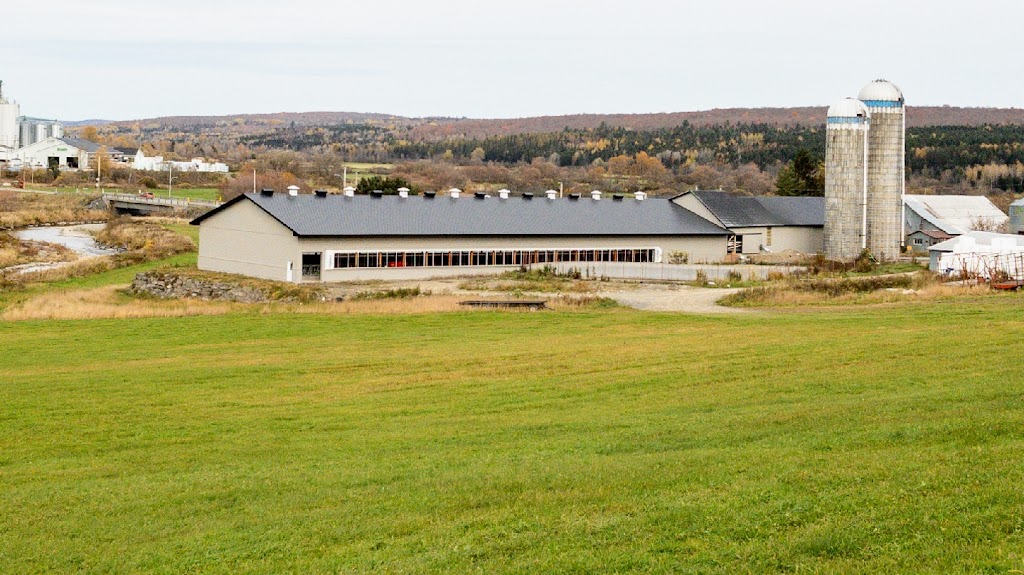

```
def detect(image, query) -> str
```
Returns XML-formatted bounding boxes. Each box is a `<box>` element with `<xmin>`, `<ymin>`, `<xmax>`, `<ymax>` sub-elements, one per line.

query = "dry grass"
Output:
<box><xmin>1</xmin><ymin>286</ymin><xmax>239</xmax><ymax>320</ymax></box>
<box><xmin>0</xmin><ymin>190</ymin><xmax>108</xmax><ymax>229</ymax></box>
<box><xmin>721</xmin><ymin>275</ymin><xmax>993</xmax><ymax>308</ymax></box>
<box><xmin>2</xmin><ymin>288</ymin><xmax>617</xmax><ymax>321</ymax></box>
<box><xmin>97</xmin><ymin>217</ymin><xmax>195</xmax><ymax>257</ymax></box>
<box><xmin>0</xmin><ymin>232</ymin><xmax>77</xmax><ymax>269</ymax></box>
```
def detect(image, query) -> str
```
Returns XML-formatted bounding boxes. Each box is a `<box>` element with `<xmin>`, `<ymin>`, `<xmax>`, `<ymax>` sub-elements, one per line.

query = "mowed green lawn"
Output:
<box><xmin>2</xmin><ymin>301</ymin><xmax>1024</xmax><ymax>573</ymax></box>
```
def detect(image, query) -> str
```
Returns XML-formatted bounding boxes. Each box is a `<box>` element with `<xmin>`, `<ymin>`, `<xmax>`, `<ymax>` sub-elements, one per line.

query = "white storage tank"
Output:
<box><xmin>824</xmin><ymin>98</ymin><xmax>871</xmax><ymax>261</ymax></box>
<box><xmin>859</xmin><ymin>79</ymin><xmax>906</xmax><ymax>261</ymax></box>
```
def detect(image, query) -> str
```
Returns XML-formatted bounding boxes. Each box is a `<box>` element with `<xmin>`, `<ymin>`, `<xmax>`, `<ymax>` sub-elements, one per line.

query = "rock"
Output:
<box><xmin>130</xmin><ymin>271</ymin><xmax>273</xmax><ymax>303</ymax></box>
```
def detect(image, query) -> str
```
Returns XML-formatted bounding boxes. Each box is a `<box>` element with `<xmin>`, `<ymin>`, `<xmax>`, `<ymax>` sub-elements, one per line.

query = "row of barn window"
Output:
<box><xmin>330</xmin><ymin>248</ymin><xmax>661</xmax><ymax>269</ymax></box>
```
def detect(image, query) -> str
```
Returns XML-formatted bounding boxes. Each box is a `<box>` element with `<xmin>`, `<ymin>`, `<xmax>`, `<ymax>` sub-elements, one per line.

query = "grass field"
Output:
<box><xmin>2</xmin><ymin>291</ymin><xmax>1024</xmax><ymax>572</ymax></box>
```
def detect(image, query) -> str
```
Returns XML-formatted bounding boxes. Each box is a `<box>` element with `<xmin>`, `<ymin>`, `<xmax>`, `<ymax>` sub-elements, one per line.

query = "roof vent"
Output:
<box><xmin>498</xmin><ymin>189</ymin><xmax>510</xmax><ymax>199</ymax></box>
<box><xmin>474</xmin><ymin>191</ymin><xmax>486</xmax><ymax>199</ymax></box>
<box><xmin>424</xmin><ymin>191</ymin><xmax>437</xmax><ymax>199</ymax></box>
<box><xmin>449</xmin><ymin>188</ymin><xmax>461</xmax><ymax>198</ymax></box>
<box><xmin>314</xmin><ymin>189</ymin><xmax>328</xmax><ymax>198</ymax></box>
<box><xmin>569</xmin><ymin>193</ymin><xmax>581</xmax><ymax>200</ymax></box>
<box><xmin>635</xmin><ymin>191</ymin><xmax>647</xmax><ymax>201</ymax></box>
<box><xmin>370</xmin><ymin>190</ymin><xmax>384</xmax><ymax>198</ymax></box>
<box><xmin>397</xmin><ymin>187</ymin><xmax>410</xmax><ymax>198</ymax></box>
<box><xmin>545</xmin><ymin>190</ymin><xmax>557</xmax><ymax>200</ymax></box>
<box><xmin>522</xmin><ymin>192</ymin><xmax>534</xmax><ymax>200</ymax></box>
<box><xmin>591</xmin><ymin>190</ymin><xmax>602</xmax><ymax>201</ymax></box>
<box><xmin>612</xmin><ymin>193</ymin><xmax>624</xmax><ymax>201</ymax></box>
<box><xmin>343</xmin><ymin>186</ymin><xmax>355</xmax><ymax>197</ymax></box>
<box><xmin>260</xmin><ymin>188</ymin><xmax>274</xmax><ymax>196</ymax></box>
<box><xmin>287</xmin><ymin>185</ymin><xmax>300</xmax><ymax>197</ymax></box>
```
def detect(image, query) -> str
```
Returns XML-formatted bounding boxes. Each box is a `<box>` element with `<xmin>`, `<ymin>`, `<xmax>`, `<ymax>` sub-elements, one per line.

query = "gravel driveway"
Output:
<box><xmin>598</xmin><ymin>284</ymin><xmax>746</xmax><ymax>313</ymax></box>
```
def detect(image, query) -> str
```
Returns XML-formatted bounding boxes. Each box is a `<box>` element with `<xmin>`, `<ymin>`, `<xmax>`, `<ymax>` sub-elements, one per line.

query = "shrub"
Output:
<box><xmin>668</xmin><ymin>251</ymin><xmax>690</xmax><ymax>265</ymax></box>
<box><xmin>139</xmin><ymin>177</ymin><xmax>159</xmax><ymax>189</ymax></box>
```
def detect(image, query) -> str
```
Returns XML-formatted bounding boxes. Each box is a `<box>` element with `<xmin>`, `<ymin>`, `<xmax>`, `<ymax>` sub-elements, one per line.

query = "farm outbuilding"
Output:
<box><xmin>671</xmin><ymin>190</ymin><xmax>824</xmax><ymax>255</ymax></box>
<box><xmin>904</xmin><ymin>195</ymin><xmax>1008</xmax><ymax>237</ymax></box>
<box><xmin>191</xmin><ymin>190</ymin><xmax>733</xmax><ymax>282</ymax></box>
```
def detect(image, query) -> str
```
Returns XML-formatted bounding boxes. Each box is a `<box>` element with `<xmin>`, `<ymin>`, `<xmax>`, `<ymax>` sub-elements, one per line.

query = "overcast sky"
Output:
<box><xmin>2</xmin><ymin>0</ymin><xmax>1020</xmax><ymax>121</ymax></box>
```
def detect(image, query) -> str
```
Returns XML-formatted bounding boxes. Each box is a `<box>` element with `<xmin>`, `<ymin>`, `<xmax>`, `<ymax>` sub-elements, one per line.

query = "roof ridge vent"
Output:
<box><xmin>449</xmin><ymin>188</ymin><xmax>461</xmax><ymax>198</ymax></box>
<box><xmin>498</xmin><ymin>189</ymin><xmax>510</xmax><ymax>199</ymax></box>
<box><xmin>522</xmin><ymin>192</ymin><xmax>534</xmax><ymax>200</ymax></box>
<box><xmin>314</xmin><ymin>190</ymin><xmax>328</xmax><ymax>198</ymax></box>
<box><xmin>260</xmin><ymin>188</ymin><xmax>274</xmax><ymax>196</ymax></box>
<box><xmin>287</xmin><ymin>185</ymin><xmax>300</xmax><ymax>197</ymax></box>
<box><xmin>343</xmin><ymin>186</ymin><xmax>355</xmax><ymax>197</ymax></box>
<box><xmin>612</xmin><ymin>193</ymin><xmax>624</xmax><ymax>201</ymax></box>
<box><xmin>591</xmin><ymin>190</ymin><xmax>602</xmax><ymax>201</ymax></box>
<box><xmin>474</xmin><ymin>192</ymin><xmax>486</xmax><ymax>199</ymax></box>
<box><xmin>635</xmin><ymin>191</ymin><xmax>647</xmax><ymax>201</ymax></box>
<box><xmin>370</xmin><ymin>190</ymin><xmax>384</xmax><ymax>198</ymax></box>
<box><xmin>568</xmin><ymin>192</ymin><xmax>581</xmax><ymax>200</ymax></box>
<box><xmin>424</xmin><ymin>191</ymin><xmax>437</xmax><ymax>199</ymax></box>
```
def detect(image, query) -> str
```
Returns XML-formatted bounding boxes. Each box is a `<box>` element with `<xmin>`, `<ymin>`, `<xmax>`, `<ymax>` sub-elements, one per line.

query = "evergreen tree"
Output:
<box><xmin>776</xmin><ymin>148</ymin><xmax>824</xmax><ymax>196</ymax></box>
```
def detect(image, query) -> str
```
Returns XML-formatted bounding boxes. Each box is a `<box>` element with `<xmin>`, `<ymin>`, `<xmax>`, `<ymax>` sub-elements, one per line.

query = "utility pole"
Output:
<box><xmin>168</xmin><ymin>163</ymin><xmax>174</xmax><ymax>198</ymax></box>
<box><xmin>252</xmin><ymin>168</ymin><xmax>256</xmax><ymax>194</ymax></box>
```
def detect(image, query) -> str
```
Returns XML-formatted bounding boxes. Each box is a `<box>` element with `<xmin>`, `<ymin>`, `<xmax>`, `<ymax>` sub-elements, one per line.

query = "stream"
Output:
<box><xmin>9</xmin><ymin>224</ymin><xmax>119</xmax><ymax>274</ymax></box>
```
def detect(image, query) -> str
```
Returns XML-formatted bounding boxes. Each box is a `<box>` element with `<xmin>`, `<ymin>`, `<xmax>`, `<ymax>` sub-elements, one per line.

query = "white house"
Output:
<box><xmin>133</xmin><ymin>150</ymin><xmax>229</xmax><ymax>173</ymax></box>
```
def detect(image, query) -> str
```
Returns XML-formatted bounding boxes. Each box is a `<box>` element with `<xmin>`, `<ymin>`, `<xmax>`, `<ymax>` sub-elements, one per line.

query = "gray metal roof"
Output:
<box><xmin>192</xmin><ymin>193</ymin><xmax>731</xmax><ymax>237</ymax></box>
<box><xmin>58</xmin><ymin>137</ymin><xmax>122</xmax><ymax>154</ymax></box>
<box><xmin>687</xmin><ymin>191</ymin><xmax>824</xmax><ymax>228</ymax></box>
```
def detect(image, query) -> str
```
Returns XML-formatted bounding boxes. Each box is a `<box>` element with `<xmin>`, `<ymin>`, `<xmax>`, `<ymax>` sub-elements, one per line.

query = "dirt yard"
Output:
<box><xmin>321</xmin><ymin>277</ymin><xmax>745</xmax><ymax>314</ymax></box>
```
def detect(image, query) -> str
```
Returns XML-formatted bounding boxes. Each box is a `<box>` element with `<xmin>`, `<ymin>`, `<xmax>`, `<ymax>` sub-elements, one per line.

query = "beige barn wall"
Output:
<box><xmin>670</xmin><ymin>194</ymin><xmax>722</xmax><ymax>226</ymax></box>
<box><xmin>300</xmin><ymin>235</ymin><xmax>727</xmax><ymax>282</ymax></box>
<box><xmin>729</xmin><ymin>226</ymin><xmax>822</xmax><ymax>254</ymax></box>
<box><xmin>197</xmin><ymin>199</ymin><xmax>299</xmax><ymax>281</ymax></box>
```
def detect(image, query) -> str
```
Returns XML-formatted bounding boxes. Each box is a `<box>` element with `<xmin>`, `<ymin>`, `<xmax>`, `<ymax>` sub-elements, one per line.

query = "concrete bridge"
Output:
<box><xmin>102</xmin><ymin>193</ymin><xmax>221</xmax><ymax>215</ymax></box>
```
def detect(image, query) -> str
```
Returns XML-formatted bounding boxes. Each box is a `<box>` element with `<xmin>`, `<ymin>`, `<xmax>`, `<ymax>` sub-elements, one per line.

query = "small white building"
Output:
<box><xmin>928</xmin><ymin>231</ymin><xmax>1024</xmax><ymax>277</ymax></box>
<box><xmin>133</xmin><ymin>150</ymin><xmax>229</xmax><ymax>173</ymax></box>
<box><xmin>904</xmin><ymin>194</ymin><xmax>1008</xmax><ymax>237</ymax></box>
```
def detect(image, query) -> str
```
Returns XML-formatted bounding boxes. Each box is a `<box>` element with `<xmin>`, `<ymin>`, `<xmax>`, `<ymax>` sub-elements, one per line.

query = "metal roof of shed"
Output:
<box><xmin>191</xmin><ymin>192</ymin><xmax>731</xmax><ymax>237</ymax></box>
<box><xmin>682</xmin><ymin>191</ymin><xmax>824</xmax><ymax>228</ymax></box>
<box><xmin>904</xmin><ymin>195</ymin><xmax>1008</xmax><ymax>235</ymax></box>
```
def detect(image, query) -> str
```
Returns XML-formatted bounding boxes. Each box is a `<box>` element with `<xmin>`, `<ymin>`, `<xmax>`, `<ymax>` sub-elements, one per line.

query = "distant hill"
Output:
<box><xmin>63</xmin><ymin>119</ymin><xmax>115</xmax><ymax>127</ymax></box>
<box><xmin>97</xmin><ymin>106</ymin><xmax>1024</xmax><ymax>140</ymax></box>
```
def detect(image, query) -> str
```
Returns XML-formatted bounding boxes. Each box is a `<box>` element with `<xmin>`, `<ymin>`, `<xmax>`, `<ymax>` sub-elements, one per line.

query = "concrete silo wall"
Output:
<box><xmin>824</xmin><ymin>123</ymin><xmax>869</xmax><ymax>261</ymax></box>
<box><xmin>864</xmin><ymin>106</ymin><xmax>905</xmax><ymax>260</ymax></box>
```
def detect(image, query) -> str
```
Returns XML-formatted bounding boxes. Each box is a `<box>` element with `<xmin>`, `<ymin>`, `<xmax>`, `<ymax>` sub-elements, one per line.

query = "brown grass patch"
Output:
<box><xmin>1</xmin><ymin>286</ymin><xmax>239</xmax><ymax>321</ymax></box>
<box><xmin>97</xmin><ymin>217</ymin><xmax>194</xmax><ymax>257</ymax></box>
<box><xmin>721</xmin><ymin>277</ymin><xmax>994</xmax><ymax>308</ymax></box>
<box><xmin>2</xmin><ymin>287</ymin><xmax>618</xmax><ymax>321</ymax></box>
<box><xmin>0</xmin><ymin>191</ymin><xmax>108</xmax><ymax>229</ymax></box>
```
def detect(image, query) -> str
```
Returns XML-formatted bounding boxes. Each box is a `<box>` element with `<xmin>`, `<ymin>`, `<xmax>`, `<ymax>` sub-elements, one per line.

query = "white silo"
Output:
<box><xmin>824</xmin><ymin>98</ymin><xmax>870</xmax><ymax>261</ymax></box>
<box><xmin>0</xmin><ymin>82</ymin><xmax>20</xmax><ymax>150</ymax></box>
<box><xmin>859</xmin><ymin>79</ymin><xmax>905</xmax><ymax>260</ymax></box>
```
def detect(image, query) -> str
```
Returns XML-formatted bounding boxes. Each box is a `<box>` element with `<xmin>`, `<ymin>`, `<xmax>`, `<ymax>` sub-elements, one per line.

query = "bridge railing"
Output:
<box><xmin>102</xmin><ymin>193</ymin><xmax>221</xmax><ymax>209</ymax></box>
